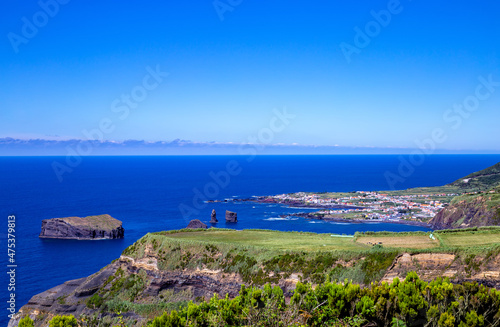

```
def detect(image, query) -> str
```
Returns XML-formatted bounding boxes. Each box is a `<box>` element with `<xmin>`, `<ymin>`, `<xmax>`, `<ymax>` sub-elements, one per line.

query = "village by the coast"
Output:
<box><xmin>258</xmin><ymin>191</ymin><xmax>459</xmax><ymax>223</ymax></box>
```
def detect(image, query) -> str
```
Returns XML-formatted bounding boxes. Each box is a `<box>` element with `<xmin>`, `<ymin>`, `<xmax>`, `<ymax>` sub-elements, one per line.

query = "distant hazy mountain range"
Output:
<box><xmin>1</xmin><ymin>137</ymin><xmax>497</xmax><ymax>155</ymax></box>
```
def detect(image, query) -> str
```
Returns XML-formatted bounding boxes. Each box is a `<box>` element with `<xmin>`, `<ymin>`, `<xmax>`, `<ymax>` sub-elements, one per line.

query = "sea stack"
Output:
<box><xmin>186</xmin><ymin>219</ymin><xmax>208</xmax><ymax>229</ymax></box>
<box><xmin>225</xmin><ymin>210</ymin><xmax>237</xmax><ymax>223</ymax></box>
<box><xmin>210</xmin><ymin>209</ymin><xmax>218</xmax><ymax>223</ymax></box>
<box><xmin>39</xmin><ymin>214</ymin><xmax>124</xmax><ymax>240</ymax></box>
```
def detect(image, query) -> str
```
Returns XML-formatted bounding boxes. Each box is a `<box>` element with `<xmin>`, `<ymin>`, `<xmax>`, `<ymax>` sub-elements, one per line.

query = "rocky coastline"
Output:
<box><xmin>287</xmin><ymin>212</ymin><xmax>432</xmax><ymax>227</ymax></box>
<box><xmin>227</xmin><ymin>196</ymin><xmax>365</xmax><ymax>210</ymax></box>
<box><xmin>225</xmin><ymin>196</ymin><xmax>429</xmax><ymax>227</ymax></box>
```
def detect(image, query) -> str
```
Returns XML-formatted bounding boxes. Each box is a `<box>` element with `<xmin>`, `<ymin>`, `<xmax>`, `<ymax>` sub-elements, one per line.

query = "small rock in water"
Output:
<box><xmin>186</xmin><ymin>219</ymin><xmax>208</xmax><ymax>229</ymax></box>
<box><xmin>225</xmin><ymin>210</ymin><xmax>237</xmax><ymax>223</ymax></box>
<box><xmin>210</xmin><ymin>209</ymin><xmax>218</xmax><ymax>223</ymax></box>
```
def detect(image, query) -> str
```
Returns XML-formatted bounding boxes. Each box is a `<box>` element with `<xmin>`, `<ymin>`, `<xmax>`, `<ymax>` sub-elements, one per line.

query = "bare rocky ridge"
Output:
<box><xmin>39</xmin><ymin>214</ymin><xmax>124</xmax><ymax>240</ymax></box>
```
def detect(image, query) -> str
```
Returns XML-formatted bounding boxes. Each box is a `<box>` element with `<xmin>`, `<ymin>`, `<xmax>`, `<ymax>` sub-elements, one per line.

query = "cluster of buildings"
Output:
<box><xmin>267</xmin><ymin>191</ymin><xmax>456</xmax><ymax>222</ymax></box>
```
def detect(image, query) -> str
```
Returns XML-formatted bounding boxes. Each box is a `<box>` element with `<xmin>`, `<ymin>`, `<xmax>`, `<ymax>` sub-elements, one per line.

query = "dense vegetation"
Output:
<box><xmin>83</xmin><ymin>229</ymin><xmax>500</xmax><ymax>321</ymax></box>
<box><xmin>149</xmin><ymin>273</ymin><xmax>500</xmax><ymax>327</ymax></box>
<box><xmin>21</xmin><ymin>273</ymin><xmax>500</xmax><ymax>326</ymax></box>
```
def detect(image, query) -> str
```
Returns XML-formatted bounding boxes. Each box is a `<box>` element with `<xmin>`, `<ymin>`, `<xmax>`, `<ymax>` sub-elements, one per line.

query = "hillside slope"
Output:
<box><xmin>449</xmin><ymin>161</ymin><xmax>500</xmax><ymax>191</ymax></box>
<box><xmin>431</xmin><ymin>186</ymin><xmax>500</xmax><ymax>229</ymax></box>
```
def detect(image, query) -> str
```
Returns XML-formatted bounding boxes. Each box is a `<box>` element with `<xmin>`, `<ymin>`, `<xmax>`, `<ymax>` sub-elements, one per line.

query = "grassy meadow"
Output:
<box><xmin>164</xmin><ymin>229</ymin><xmax>364</xmax><ymax>251</ymax></box>
<box><xmin>155</xmin><ymin>227</ymin><xmax>500</xmax><ymax>253</ymax></box>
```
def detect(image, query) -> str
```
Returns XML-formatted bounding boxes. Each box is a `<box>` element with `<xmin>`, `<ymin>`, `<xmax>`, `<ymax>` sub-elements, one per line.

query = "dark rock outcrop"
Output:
<box><xmin>210</xmin><ymin>209</ymin><xmax>218</xmax><ymax>223</ymax></box>
<box><xmin>39</xmin><ymin>215</ymin><xmax>124</xmax><ymax>240</ymax></box>
<box><xmin>225</xmin><ymin>210</ymin><xmax>237</xmax><ymax>223</ymax></box>
<box><xmin>186</xmin><ymin>219</ymin><xmax>207</xmax><ymax>229</ymax></box>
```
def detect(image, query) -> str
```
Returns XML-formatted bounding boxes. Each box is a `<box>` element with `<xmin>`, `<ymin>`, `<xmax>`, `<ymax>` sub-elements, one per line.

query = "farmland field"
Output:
<box><xmin>439</xmin><ymin>230</ymin><xmax>500</xmax><ymax>247</ymax></box>
<box><xmin>159</xmin><ymin>228</ymin><xmax>500</xmax><ymax>253</ymax></box>
<box><xmin>356</xmin><ymin>234</ymin><xmax>439</xmax><ymax>249</ymax></box>
<box><xmin>162</xmin><ymin>229</ymin><xmax>366</xmax><ymax>251</ymax></box>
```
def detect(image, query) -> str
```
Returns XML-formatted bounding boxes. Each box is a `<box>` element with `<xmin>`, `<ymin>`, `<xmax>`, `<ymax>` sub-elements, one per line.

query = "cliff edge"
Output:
<box><xmin>430</xmin><ymin>186</ymin><xmax>500</xmax><ymax>230</ymax></box>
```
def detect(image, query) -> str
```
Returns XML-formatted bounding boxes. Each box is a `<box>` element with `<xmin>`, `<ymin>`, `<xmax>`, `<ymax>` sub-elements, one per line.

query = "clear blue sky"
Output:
<box><xmin>1</xmin><ymin>0</ymin><xmax>499</xmax><ymax>153</ymax></box>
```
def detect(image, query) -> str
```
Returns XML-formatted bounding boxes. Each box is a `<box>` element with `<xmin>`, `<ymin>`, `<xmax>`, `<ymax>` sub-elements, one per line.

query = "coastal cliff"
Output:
<box><xmin>8</xmin><ymin>256</ymin><xmax>246</xmax><ymax>327</ymax></box>
<box><xmin>430</xmin><ymin>187</ymin><xmax>500</xmax><ymax>230</ymax></box>
<box><xmin>39</xmin><ymin>214</ymin><xmax>124</xmax><ymax>240</ymax></box>
<box><xmin>10</xmin><ymin>229</ymin><xmax>500</xmax><ymax>326</ymax></box>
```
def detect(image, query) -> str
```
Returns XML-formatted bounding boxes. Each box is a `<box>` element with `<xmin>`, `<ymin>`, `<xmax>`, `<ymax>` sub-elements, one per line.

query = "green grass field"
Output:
<box><xmin>439</xmin><ymin>230</ymin><xmax>500</xmax><ymax>247</ymax></box>
<box><xmin>156</xmin><ymin>228</ymin><xmax>500</xmax><ymax>253</ymax></box>
<box><xmin>119</xmin><ymin>227</ymin><xmax>500</xmax><ymax>290</ymax></box>
<box><xmin>164</xmin><ymin>229</ymin><xmax>366</xmax><ymax>251</ymax></box>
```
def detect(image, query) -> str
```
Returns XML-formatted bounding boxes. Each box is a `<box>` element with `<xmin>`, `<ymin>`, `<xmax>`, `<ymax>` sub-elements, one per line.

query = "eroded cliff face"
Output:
<box><xmin>9</xmin><ymin>255</ymin><xmax>299</xmax><ymax>326</ymax></box>
<box><xmin>12</xmin><ymin>248</ymin><xmax>500</xmax><ymax>326</ymax></box>
<box><xmin>382</xmin><ymin>252</ymin><xmax>500</xmax><ymax>289</ymax></box>
<box><xmin>430</xmin><ymin>195</ymin><xmax>500</xmax><ymax>230</ymax></box>
<box><xmin>9</xmin><ymin>258</ymin><xmax>238</xmax><ymax>326</ymax></box>
<box><xmin>11</xmin><ymin>232</ymin><xmax>500</xmax><ymax>326</ymax></box>
<box><xmin>39</xmin><ymin>215</ymin><xmax>124</xmax><ymax>240</ymax></box>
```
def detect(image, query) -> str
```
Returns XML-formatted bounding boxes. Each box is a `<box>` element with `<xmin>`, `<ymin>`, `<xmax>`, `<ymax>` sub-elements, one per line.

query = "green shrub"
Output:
<box><xmin>18</xmin><ymin>316</ymin><xmax>34</xmax><ymax>327</ymax></box>
<box><xmin>145</xmin><ymin>273</ymin><xmax>500</xmax><ymax>327</ymax></box>
<box><xmin>86</xmin><ymin>294</ymin><xmax>104</xmax><ymax>309</ymax></box>
<box><xmin>48</xmin><ymin>315</ymin><xmax>78</xmax><ymax>327</ymax></box>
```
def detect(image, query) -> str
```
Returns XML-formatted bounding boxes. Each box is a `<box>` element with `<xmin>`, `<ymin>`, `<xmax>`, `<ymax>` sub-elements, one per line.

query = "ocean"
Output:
<box><xmin>1</xmin><ymin>154</ymin><xmax>500</xmax><ymax>325</ymax></box>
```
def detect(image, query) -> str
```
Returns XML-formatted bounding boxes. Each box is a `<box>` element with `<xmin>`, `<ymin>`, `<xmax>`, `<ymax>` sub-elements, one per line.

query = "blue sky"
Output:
<box><xmin>1</xmin><ymin>0</ymin><xmax>499</xmax><ymax>154</ymax></box>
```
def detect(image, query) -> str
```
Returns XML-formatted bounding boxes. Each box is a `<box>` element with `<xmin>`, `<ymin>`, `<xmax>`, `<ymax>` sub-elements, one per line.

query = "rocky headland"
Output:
<box><xmin>430</xmin><ymin>186</ymin><xmax>500</xmax><ymax>230</ymax></box>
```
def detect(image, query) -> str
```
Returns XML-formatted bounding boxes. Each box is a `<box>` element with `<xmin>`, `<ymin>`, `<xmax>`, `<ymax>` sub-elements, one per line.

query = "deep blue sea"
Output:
<box><xmin>1</xmin><ymin>154</ymin><xmax>500</xmax><ymax>325</ymax></box>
